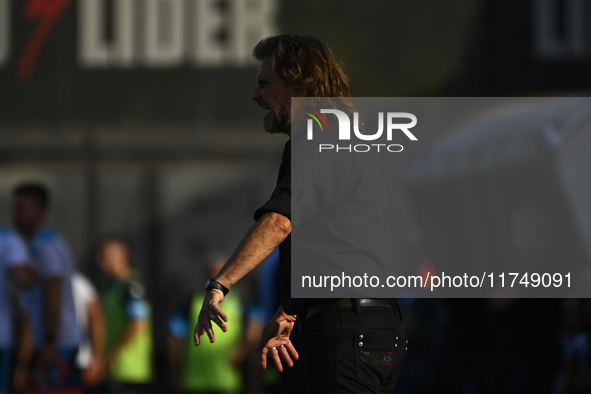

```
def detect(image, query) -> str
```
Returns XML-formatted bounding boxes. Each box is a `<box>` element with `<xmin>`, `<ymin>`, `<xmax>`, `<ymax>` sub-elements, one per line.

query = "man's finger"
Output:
<box><xmin>194</xmin><ymin>325</ymin><xmax>201</xmax><ymax>346</ymax></box>
<box><xmin>259</xmin><ymin>347</ymin><xmax>268</xmax><ymax>369</ymax></box>
<box><xmin>271</xmin><ymin>348</ymin><xmax>283</xmax><ymax>372</ymax></box>
<box><xmin>194</xmin><ymin>322</ymin><xmax>207</xmax><ymax>346</ymax></box>
<box><xmin>205</xmin><ymin>325</ymin><xmax>217</xmax><ymax>343</ymax></box>
<box><xmin>278</xmin><ymin>345</ymin><xmax>293</xmax><ymax>368</ymax></box>
<box><xmin>194</xmin><ymin>315</ymin><xmax>211</xmax><ymax>346</ymax></box>
<box><xmin>211</xmin><ymin>315</ymin><xmax>228</xmax><ymax>332</ymax></box>
<box><xmin>211</xmin><ymin>306</ymin><xmax>229</xmax><ymax>323</ymax></box>
<box><xmin>285</xmin><ymin>341</ymin><xmax>299</xmax><ymax>360</ymax></box>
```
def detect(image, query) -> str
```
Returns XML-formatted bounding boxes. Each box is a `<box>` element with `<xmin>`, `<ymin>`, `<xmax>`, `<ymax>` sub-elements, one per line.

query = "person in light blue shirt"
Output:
<box><xmin>12</xmin><ymin>183</ymin><xmax>81</xmax><ymax>391</ymax></box>
<box><xmin>0</xmin><ymin>225</ymin><xmax>34</xmax><ymax>394</ymax></box>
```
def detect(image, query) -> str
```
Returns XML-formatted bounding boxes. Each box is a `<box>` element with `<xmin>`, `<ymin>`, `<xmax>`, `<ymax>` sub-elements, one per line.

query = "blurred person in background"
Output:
<box><xmin>167</xmin><ymin>255</ymin><xmax>243</xmax><ymax>394</ymax></box>
<box><xmin>554</xmin><ymin>299</ymin><xmax>591</xmax><ymax>394</ymax></box>
<box><xmin>12</xmin><ymin>183</ymin><xmax>82</xmax><ymax>392</ymax></box>
<box><xmin>194</xmin><ymin>34</ymin><xmax>406</xmax><ymax>393</ymax></box>
<box><xmin>238</xmin><ymin>249</ymin><xmax>279</xmax><ymax>394</ymax></box>
<box><xmin>96</xmin><ymin>236</ymin><xmax>153</xmax><ymax>394</ymax></box>
<box><xmin>71</xmin><ymin>271</ymin><xmax>106</xmax><ymax>391</ymax></box>
<box><xmin>0</xmin><ymin>225</ymin><xmax>35</xmax><ymax>394</ymax></box>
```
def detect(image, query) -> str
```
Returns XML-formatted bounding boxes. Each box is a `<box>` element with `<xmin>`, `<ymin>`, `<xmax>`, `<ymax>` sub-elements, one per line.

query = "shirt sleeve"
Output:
<box><xmin>254</xmin><ymin>175</ymin><xmax>291</xmax><ymax>221</ymax></box>
<box><xmin>167</xmin><ymin>294</ymin><xmax>192</xmax><ymax>338</ymax></box>
<box><xmin>254</xmin><ymin>141</ymin><xmax>292</xmax><ymax>222</ymax></box>
<box><xmin>73</xmin><ymin>274</ymin><xmax>98</xmax><ymax>303</ymax></box>
<box><xmin>38</xmin><ymin>243</ymin><xmax>66</xmax><ymax>278</ymax></box>
<box><xmin>124</xmin><ymin>281</ymin><xmax>150</xmax><ymax>321</ymax></box>
<box><xmin>3</xmin><ymin>232</ymin><xmax>29</xmax><ymax>268</ymax></box>
<box><xmin>168</xmin><ymin>313</ymin><xmax>188</xmax><ymax>339</ymax></box>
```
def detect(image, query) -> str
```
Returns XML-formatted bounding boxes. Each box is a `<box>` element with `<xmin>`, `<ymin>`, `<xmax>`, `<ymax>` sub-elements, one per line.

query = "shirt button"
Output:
<box><xmin>358</xmin><ymin>342</ymin><xmax>364</xmax><ymax>347</ymax></box>
<box><xmin>359</xmin><ymin>334</ymin><xmax>364</xmax><ymax>340</ymax></box>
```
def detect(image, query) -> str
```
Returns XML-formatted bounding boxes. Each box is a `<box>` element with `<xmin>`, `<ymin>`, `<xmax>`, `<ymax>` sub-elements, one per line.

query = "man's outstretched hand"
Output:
<box><xmin>194</xmin><ymin>289</ymin><xmax>228</xmax><ymax>345</ymax></box>
<box><xmin>255</xmin><ymin>309</ymin><xmax>299</xmax><ymax>372</ymax></box>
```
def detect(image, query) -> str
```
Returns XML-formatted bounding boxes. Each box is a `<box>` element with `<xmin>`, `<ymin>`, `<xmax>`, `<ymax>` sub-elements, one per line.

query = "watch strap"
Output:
<box><xmin>205</xmin><ymin>278</ymin><xmax>229</xmax><ymax>296</ymax></box>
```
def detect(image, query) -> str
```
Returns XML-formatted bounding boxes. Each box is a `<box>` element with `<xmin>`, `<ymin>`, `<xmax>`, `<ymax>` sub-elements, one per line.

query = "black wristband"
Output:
<box><xmin>205</xmin><ymin>278</ymin><xmax>229</xmax><ymax>296</ymax></box>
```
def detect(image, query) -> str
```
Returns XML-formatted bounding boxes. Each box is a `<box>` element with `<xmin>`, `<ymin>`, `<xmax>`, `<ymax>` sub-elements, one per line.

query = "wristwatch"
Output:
<box><xmin>205</xmin><ymin>278</ymin><xmax>229</xmax><ymax>296</ymax></box>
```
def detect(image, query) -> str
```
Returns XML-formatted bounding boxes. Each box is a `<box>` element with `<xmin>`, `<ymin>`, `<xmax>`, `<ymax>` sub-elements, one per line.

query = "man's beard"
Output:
<box><xmin>264</xmin><ymin>94</ymin><xmax>291</xmax><ymax>134</ymax></box>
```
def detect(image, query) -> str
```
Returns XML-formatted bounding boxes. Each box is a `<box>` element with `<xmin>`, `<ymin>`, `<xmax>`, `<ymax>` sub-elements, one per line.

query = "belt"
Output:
<box><xmin>300</xmin><ymin>298</ymin><xmax>394</xmax><ymax>323</ymax></box>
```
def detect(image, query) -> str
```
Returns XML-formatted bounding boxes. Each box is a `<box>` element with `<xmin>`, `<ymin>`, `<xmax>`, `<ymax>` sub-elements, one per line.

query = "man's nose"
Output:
<box><xmin>251</xmin><ymin>87</ymin><xmax>261</xmax><ymax>101</ymax></box>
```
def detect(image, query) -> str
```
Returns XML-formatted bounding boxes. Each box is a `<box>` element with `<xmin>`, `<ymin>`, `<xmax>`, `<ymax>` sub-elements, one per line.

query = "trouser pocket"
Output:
<box><xmin>353</xmin><ymin>328</ymin><xmax>406</xmax><ymax>391</ymax></box>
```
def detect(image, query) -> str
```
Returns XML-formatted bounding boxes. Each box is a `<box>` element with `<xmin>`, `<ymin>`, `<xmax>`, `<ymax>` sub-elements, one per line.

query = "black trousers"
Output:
<box><xmin>299</xmin><ymin>304</ymin><xmax>406</xmax><ymax>393</ymax></box>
